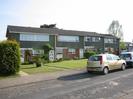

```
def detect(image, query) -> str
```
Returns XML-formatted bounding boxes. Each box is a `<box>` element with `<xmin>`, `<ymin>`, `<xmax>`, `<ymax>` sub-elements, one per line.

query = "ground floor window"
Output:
<box><xmin>56</xmin><ymin>47</ymin><xmax>83</xmax><ymax>59</ymax></box>
<box><xmin>32</xmin><ymin>49</ymin><xmax>44</xmax><ymax>56</ymax></box>
<box><xmin>68</xmin><ymin>48</ymin><xmax>76</xmax><ymax>54</ymax></box>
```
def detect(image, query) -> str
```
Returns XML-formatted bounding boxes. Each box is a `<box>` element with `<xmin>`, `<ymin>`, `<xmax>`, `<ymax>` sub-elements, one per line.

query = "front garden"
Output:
<box><xmin>0</xmin><ymin>40</ymin><xmax>95</xmax><ymax>79</ymax></box>
<box><xmin>21</xmin><ymin>59</ymin><xmax>87</xmax><ymax>74</ymax></box>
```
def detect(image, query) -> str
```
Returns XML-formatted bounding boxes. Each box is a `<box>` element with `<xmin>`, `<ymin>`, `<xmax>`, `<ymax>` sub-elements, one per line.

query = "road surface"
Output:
<box><xmin>1</xmin><ymin>68</ymin><xmax>133</xmax><ymax>99</ymax></box>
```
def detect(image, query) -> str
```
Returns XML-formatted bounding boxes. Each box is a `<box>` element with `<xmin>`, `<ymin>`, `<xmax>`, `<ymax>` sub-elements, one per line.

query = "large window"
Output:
<box><xmin>20</xmin><ymin>33</ymin><xmax>49</xmax><ymax>41</ymax></box>
<box><xmin>85</xmin><ymin>36</ymin><xmax>101</xmax><ymax>42</ymax></box>
<box><xmin>85</xmin><ymin>36</ymin><xmax>91</xmax><ymax>42</ymax></box>
<box><xmin>33</xmin><ymin>49</ymin><xmax>44</xmax><ymax>55</ymax></box>
<box><xmin>92</xmin><ymin>37</ymin><xmax>101</xmax><ymax>42</ymax></box>
<box><xmin>68</xmin><ymin>48</ymin><xmax>76</xmax><ymax>54</ymax></box>
<box><xmin>113</xmin><ymin>39</ymin><xmax>117</xmax><ymax>44</ymax></box>
<box><xmin>104</xmin><ymin>38</ymin><xmax>113</xmax><ymax>43</ymax></box>
<box><xmin>58</xmin><ymin>35</ymin><xmax>79</xmax><ymax>42</ymax></box>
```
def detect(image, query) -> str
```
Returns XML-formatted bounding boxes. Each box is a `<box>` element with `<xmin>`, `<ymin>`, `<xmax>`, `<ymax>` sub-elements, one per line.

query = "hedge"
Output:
<box><xmin>0</xmin><ymin>40</ymin><xmax>20</xmax><ymax>75</ymax></box>
<box><xmin>84</xmin><ymin>51</ymin><xmax>96</xmax><ymax>59</ymax></box>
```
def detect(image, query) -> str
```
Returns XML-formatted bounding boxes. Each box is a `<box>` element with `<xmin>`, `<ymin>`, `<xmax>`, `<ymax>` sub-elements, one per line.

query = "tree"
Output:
<box><xmin>43</xmin><ymin>44</ymin><xmax>53</xmax><ymax>53</ymax></box>
<box><xmin>120</xmin><ymin>42</ymin><xmax>126</xmax><ymax>50</ymax></box>
<box><xmin>108</xmin><ymin>20</ymin><xmax>124</xmax><ymax>41</ymax></box>
<box><xmin>42</xmin><ymin>44</ymin><xmax>53</xmax><ymax>60</ymax></box>
<box><xmin>108</xmin><ymin>20</ymin><xmax>126</xmax><ymax>51</ymax></box>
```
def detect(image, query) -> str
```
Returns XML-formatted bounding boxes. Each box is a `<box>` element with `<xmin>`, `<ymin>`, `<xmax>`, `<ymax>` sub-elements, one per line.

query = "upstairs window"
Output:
<box><xmin>85</xmin><ymin>36</ymin><xmax>101</xmax><ymax>42</ymax></box>
<box><xmin>58</xmin><ymin>35</ymin><xmax>79</xmax><ymax>42</ymax></box>
<box><xmin>20</xmin><ymin>34</ymin><xmax>33</xmax><ymax>41</ymax></box>
<box><xmin>85</xmin><ymin>36</ymin><xmax>91</xmax><ymax>42</ymax></box>
<box><xmin>20</xmin><ymin>33</ymin><xmax>49</xmax><ymax>41</ymax></box>
<box><xmin>113</xmin><ymin>39</ymin><xmax>117</xmax><ymax>44</ymax></box>
<box><xmin>104</xmin><ymin>38</ymin><xmax>113</xmax><ymax>43</ymax></box>
<box><xmin>92</xmin><ymin>37</ymin><xmax>101</xmax><ymax>42</ymax></box>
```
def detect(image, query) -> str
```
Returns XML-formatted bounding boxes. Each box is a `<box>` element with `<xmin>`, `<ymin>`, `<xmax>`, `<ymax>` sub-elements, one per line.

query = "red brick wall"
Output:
<box><xmin>76</xmin><ymin>49</ymin><xmax>79</xmax><ymax>57</ymax></box>
<box><xmin>63</xmin><ymin>49</ymin><xmax>68</xmax><ymax>59</ymax></box>
<box><xmin>63</xmin><ymin>48</ymin><xmax>80</xmax><ymax>59</ymax></box>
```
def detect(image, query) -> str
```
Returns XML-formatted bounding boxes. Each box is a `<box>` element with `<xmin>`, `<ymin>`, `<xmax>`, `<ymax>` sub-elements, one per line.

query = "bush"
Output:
<box><xmin>32</xmin><ymin>56</ymin><xmax>42</xmax><ymax>67</ymax></box>
<box><xmin>73</xmin><ymin>56</ymin><xmax>79</xmax><ymax>60</ymax></box>
<box><xmin>53</xmin><ymin>58</ymin><xmax>63</xmax><ymax>62</ymax></box>
<box><xmin>84</xmin><ymin>51</ymin><xmax>96</xmax><ymax>59</ymax></box>
<box><xmin>0</xmin><ymin>40</ymin><xmax>20</xmax><ymax>75</ymax></box>
<box><xmin>21</xmin><ymin>61</ymin><xmax>33</xmax><ymax>65</ymax></box>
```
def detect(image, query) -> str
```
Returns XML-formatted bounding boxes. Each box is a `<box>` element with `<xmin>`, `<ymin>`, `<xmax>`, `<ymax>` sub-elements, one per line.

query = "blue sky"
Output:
<box><xmin>0</xmin><ymin>0</ymin><xmax>133</xmax><ymax>42</ymax></box>
<box><xmin>0</xmin><ymin>0</ymin><xmax>30</xmax><ymax>40</ymax></box>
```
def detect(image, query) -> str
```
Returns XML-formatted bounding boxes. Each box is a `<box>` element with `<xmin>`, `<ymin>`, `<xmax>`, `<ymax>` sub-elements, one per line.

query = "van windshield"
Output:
<box><xmin>89</xmin><ymin>56</ymin><xmax>102</xmax><ymax>61</ymax></box>
<box><xmin>120</xmin><ymin>54</ymin><xmax>131</xmax><ymax>59</ymax></box>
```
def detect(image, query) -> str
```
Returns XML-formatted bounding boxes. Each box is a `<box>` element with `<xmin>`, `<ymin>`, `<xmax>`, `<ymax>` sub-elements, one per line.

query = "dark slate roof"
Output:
<box><xmin>100</xmin><ymin>34</ymin><xmax>119</xmax><ymax>39</ymax></box>
<box><xmin>7</xmin><ymin>25</ymin><xmax>118</xmax><ymax>39</ymax></box>
<box><xmin>7</xmin><ymin>25</ymin><xmax>101</xmax><ymax>36</ymax></box>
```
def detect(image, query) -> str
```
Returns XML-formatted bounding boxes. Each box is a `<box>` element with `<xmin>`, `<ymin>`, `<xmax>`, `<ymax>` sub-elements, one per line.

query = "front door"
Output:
<box><xmin>79</xmin><ymin>49</ymin><xmax>84</xmax><ymax>58</ymax></box>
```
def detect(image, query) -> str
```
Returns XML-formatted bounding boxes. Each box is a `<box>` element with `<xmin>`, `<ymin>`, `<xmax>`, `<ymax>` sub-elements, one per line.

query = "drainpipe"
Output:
<box><xmin>102</xmin><ymin>37</ymin><xmax>105</xmax><ymax>54</ymax></box>
<box><xmin>54</xmin><ymin>35</ymin><xmax>57</xmax><ymax>60</ymax></box>
<box><xmin>118</xmin><ymin>38</ymin><xmax>120</xmax><ymax>55</ymax></box>
<box><xmin>83</xmin><ymin>36</ymin><xmax>85</xmax><ymax>57</ymax></box>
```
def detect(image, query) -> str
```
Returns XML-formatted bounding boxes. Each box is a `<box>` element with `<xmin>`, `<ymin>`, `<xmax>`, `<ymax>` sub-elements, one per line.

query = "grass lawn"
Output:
<box><xmin>21</xmin><ymin>59</ymin><xmax>87</xmax><ymax>74</ymax></box>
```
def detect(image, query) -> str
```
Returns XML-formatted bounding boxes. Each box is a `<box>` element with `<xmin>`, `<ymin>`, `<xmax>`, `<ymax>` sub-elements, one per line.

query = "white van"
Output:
<box><xmin>120</xmin><ymin>52</ymin><xmax>133</xmax><ymax>67</ymax></box>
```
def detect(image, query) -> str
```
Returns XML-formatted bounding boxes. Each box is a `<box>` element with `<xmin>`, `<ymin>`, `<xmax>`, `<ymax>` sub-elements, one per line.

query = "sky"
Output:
<box><xmin>0</xmin><ymin>0</ymin><xmax>133</xmax><ymax>42</ymax></box>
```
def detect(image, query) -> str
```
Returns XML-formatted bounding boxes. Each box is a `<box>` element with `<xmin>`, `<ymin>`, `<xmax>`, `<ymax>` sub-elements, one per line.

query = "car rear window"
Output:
<box><xmin>89</xmin><ymin>56</ymin><xmax>102</xmax><ymax>61</ymax></box>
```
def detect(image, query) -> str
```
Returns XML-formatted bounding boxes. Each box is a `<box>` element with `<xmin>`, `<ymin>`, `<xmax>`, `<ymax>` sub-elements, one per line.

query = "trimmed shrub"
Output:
<box><xmin>53</xmin><ymin>58</ymin><xmax>63</xmax><ymax>62</ymax></box>
<box><xmin>42</xmin><ymin>44</ymin><xmax>53</xmax><ymax>61</ymax></box>
<box><xmin>32</xmin><ymin>56</ymin><xmax>42</xmax><ymax>67</ymax></box>
<box><xmin>84</xmin><ymin>51</ymin><xmax>96</xmax><ymax>59</ymax></box>
<box><xmin>0</xmin><ymin>40</ymin><xmax>20</xmax><ymax>75</ymax></box>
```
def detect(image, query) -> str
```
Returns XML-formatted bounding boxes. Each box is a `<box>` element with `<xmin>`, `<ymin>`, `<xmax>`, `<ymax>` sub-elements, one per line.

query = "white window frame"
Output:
<box><xmin>68</xmin><ymin>48</ymin><xmax>76</xmax><ymax>54</ymax></box>
<box><xmin>20</xmin><ymin>33</ymin><xmax>49</xmax><ymax>41</ymax></box>
<box><xmin>92</xmin><ymin>37</ymin><xmax>101</xmax><ymax>42</ymax></box>
<box><xmin>85</xmin><ymin>36</ymin><xmax>92</xmax><ymax>42</ymax></box>
<box><xmin>58</xmin><ymin>35</ymin><xmax>79</xmax><ymax>42</ymax></box>
<box><xmin>104</xmin><ymin>38</ymin><xmax>113</xmax><ymax>43</ymax></box>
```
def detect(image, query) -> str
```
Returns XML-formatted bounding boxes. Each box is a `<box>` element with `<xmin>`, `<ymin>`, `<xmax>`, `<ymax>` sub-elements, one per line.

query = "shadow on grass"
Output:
<box><xmin>44</xmin><ymin>64</ymin><xmax>71</xmax><ymax>69</ymax></box>
<box><xmin>0</xmin><ymin>73</ymin><xmax>19</xmax><ymax>79</ymax></box>
<box><xmin>21</xmin><ymin>66</ymin><xmax>37</xmax><ymax>69</ymax></box>
<box><xmin>58</xmin><ymin>71</ymin><xmax>102</xmax><ymax>81</ymax></box>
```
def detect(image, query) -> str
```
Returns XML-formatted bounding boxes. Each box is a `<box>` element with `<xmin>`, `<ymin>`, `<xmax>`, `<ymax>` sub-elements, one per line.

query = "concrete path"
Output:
<box><xmin>0</xmin><ymin>69</ymin><xmax>86</xmax><ymax>89</ymax></box>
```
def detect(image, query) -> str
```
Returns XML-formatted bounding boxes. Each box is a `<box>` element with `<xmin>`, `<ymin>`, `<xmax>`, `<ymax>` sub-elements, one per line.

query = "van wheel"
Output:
<box><xmin>121</xmin><ymin>64</ymin><xmax>126</xmax><ymax>70</ymax></box>
<box><xmin>87</xmin><ymin>70</ymin><xmax>93</xmax><ymax>73</ymax></box>
<box><xmin>103</xmin><ymin>67</ymin><xmax>109</xmax><ymax>75</ymax></box>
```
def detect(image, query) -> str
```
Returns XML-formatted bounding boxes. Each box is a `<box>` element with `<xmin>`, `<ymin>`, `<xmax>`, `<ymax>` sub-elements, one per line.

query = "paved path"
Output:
<box><xmin>0</xmin><ymin>69</ymin><xmax>86</xmax><ymax>89</ymax></box>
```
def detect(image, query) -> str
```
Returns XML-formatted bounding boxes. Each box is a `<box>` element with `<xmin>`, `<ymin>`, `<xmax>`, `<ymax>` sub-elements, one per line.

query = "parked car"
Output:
<box><xmin>120</xmin><ymin>52</ymin><xmax>133</xmax><ymax>67</ymax></box>
<box><xmin>87</xmin><ymin>54</ymin><xmax>126</xmax><ymax>75</ymax></box>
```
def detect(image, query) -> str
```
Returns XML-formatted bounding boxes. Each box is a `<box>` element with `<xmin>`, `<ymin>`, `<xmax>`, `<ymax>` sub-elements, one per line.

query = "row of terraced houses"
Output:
<box><xmin>6</xmin><ymin>25</ymin><xmax>120</xmax><ymax>61</ymax></box>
